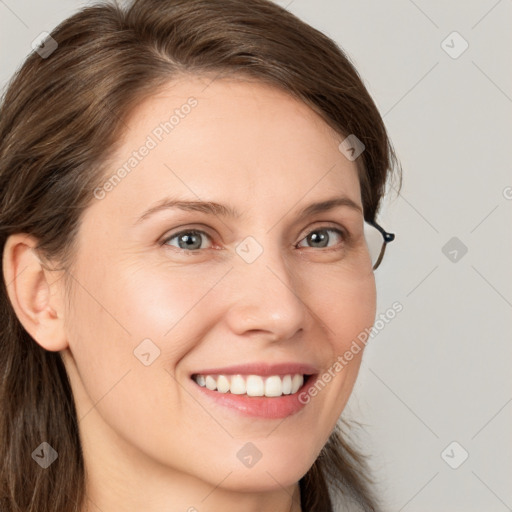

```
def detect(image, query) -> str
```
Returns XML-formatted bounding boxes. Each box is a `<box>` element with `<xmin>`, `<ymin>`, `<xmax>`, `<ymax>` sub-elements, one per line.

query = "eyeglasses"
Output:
<box><xmin>364</xmin><ymin>220</ymin><xmax>395</xmax><ymax>270</ymax></box>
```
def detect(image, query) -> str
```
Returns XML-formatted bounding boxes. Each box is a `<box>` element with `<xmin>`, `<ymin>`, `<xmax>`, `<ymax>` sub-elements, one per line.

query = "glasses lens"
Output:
<box><xmin>363</xmin><ymin>222</ymin><xmax>384</xmax><ymax>269</ymax></box>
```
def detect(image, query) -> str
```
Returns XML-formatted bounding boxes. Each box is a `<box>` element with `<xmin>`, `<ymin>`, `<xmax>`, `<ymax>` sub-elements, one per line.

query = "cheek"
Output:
<box><xmin>63</xmin><ymin>264</ymin><xmax>228</xmax><ymax>467</ymax></box>
<box><xmin>320</xmin><ymin>269</ymin><xmax>377</xmax><ymax>350</ymax></box>
<box><xmin>306</xmin><ymin>271</ymin><xmax>376</xmax><ymax>419</ymax></box>
<box><xmin>90</xmin><ymin>261</ymin><xmax>228</xmax><ymax>353</ymax></box>
<box><xmin>115</xmin><ymin>264</ymin><xmax>232</xmax><ymax>358</ymax></box>
<box><xmin>65</xmin><ymin>261</ymin><xmax>229</xmax><ymax>406</ymax></box>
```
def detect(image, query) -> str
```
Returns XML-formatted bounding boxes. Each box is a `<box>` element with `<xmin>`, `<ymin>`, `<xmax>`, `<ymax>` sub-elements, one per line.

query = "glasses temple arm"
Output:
<box><xmin>367</xmin><ymin>219</ymin><xmax>395</xmax><ymax>243</ymax></box>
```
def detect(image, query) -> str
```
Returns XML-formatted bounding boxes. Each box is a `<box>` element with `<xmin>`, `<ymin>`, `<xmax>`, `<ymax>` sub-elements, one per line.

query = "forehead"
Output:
<box><xmin>91</xmin><ymin>75</ymin><xmax>362</xmax><ymax>224</ymax></box>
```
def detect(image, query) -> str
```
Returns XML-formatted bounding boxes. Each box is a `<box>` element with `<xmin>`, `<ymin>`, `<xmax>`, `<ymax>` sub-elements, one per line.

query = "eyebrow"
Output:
<box><xmin>134</xmin><ymin>195</ymin><xmax>362</xmax><ymax>225</ymax></box>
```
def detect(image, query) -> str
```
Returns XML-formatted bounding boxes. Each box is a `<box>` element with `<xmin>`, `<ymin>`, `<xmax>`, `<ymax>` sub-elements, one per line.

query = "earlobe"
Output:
<box><xmin>2</xmin><ymin>233</ymin><xmax>68</xmax><ymax>352</ymax></box>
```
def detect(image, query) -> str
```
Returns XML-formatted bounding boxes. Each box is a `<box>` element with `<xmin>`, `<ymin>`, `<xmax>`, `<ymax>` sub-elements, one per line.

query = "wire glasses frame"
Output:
<box><xmin>364</xmin><ymin>220</ymin><xmax>395</xmax><ymax>270</ymax></box>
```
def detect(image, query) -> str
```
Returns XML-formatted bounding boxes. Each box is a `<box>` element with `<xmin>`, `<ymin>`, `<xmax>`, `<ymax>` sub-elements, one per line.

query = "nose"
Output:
<box><xmin>223</xmin><ymin>242</ymin><xmax>307</xmax><ymax>342</ymax></box>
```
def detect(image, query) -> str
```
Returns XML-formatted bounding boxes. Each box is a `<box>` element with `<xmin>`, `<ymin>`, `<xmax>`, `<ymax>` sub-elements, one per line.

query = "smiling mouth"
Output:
<box><xmin>191</xmin><ymin>373</ymin><xmax>313</xmax><ymax>397</ymax></box>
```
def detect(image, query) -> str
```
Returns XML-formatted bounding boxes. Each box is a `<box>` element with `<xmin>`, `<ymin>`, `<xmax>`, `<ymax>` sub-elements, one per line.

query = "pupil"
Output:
<box><xmin>180</xmin><ymin>233</ymin><xmax>200</xmax><ymax>250</ymax></box>
<box><xmin>309</xmin><ymin>231</ymin><xmax>328</xmax><ymax>248</ymax></box>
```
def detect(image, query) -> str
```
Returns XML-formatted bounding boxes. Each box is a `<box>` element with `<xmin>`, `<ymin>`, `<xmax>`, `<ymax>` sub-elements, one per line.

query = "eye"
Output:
<box><xmin>162</xmin><ymin>229</ymin><xmax>213</xmax><ymax>251</ymax></box>
<box><xmin>161</xmin><ymin>225</ymin><xmax>348</xmax><ymax>253</ymax></box>
<box><xmin>296</xmin><ymin>227</ymin><xmax>346</xmax><ymax>250</ymax></box>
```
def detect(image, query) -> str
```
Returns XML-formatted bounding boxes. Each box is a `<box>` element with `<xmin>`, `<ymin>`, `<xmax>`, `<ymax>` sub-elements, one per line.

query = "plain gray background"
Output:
<box><xmin>1</xmin><ymin>1</ymin><xmax>511</xmax><ymax>511</ymax></box>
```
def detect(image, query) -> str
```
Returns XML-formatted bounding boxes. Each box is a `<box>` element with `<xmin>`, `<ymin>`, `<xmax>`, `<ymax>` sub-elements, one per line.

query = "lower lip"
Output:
<box><xmin>191</xmin><ymin>375</ymin><xmax>319</xmax><ymax>419</ymax></box>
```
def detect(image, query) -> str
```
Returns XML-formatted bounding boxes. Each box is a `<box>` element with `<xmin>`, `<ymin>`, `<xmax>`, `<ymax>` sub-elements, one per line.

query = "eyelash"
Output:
<box><xmin>160</xmin><ymin>225</ymin><xmax>348</xmax><ymax>253</ymax></box>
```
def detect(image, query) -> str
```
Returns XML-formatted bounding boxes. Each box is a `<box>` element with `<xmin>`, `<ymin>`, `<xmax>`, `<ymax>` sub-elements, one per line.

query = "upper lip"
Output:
<box><xmin>191</xmin><ymin>362</ymin><xmax>319</xmax><ymax>377</ymax></box>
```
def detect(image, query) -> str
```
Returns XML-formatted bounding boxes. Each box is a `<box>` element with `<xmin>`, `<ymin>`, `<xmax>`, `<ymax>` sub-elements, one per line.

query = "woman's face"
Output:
<box><xmin>60</xmin><ymin>75</ymin><xmax>376</xmax><ymax>502</ymax></box>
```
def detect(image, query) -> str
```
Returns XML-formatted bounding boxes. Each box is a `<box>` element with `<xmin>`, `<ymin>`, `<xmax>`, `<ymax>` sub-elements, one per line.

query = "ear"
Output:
<box><xmin>2</xmin><ymin>233</ymin><xmax>68</xmax><ymax>352</ymax></box>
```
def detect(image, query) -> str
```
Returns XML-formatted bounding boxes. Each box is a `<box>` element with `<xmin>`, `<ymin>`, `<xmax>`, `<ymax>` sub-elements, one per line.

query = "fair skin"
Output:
<box><xmin>3</xmin><ymin>75</ymin><xmax>376</xmax><ymax>512</ymax></box>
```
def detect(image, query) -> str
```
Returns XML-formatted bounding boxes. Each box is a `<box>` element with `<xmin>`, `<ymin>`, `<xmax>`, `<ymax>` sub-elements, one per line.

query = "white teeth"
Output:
<box><xmin>205</xmin><ymin>375</ymin><xmax>217</xmax><ymax>391</ymax></box>
<box><xmin>216</xmin><ymin>375</ymin><xmax>230</xmax><ymax>393</ymax></box>
<box><xmin>246</xmin><ymin>375</ymin><xmax>265</xmax><ymax>396</ymax></box>
<box><xmin>291</xmin><ymin>374</ymin><xmax>303</xmax><ymax>394</ymax></box>
<box><xmin>282</xmin><ymin>374</ymin><xmax>292</xmax><ymax>395</ymax></box>
<box><xmin>264</xmin><ymin>375</ymin><xmax>283</xmax><ymax>397</ymax></box>
<box><xmin>193</xmin><ymin>373</ymin><xmax>306</xmax><ymax>397</ymax></box>
<box><xmin>230</xmin><ymin>374</ymin><xmax>246</xmax><ymax>395</ymax></box>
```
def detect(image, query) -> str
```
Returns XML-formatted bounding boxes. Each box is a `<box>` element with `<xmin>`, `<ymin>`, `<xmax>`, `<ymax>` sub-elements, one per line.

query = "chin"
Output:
<box><xmin>218</xmin><ymin>465</ymin><xmax>309</xmax><ymax>494</ymax></box>
<box><xmin>207</xmin><ymin>440</ymin><xmax>319</xmax><ymax>493</ymax></box>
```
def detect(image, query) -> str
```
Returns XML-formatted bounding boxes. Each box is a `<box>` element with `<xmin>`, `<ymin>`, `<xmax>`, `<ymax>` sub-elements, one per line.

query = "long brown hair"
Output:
<box><xmin>0</xmin><ymin>1</ymin><xmax>401</xmax><ymax>510</ymax></box>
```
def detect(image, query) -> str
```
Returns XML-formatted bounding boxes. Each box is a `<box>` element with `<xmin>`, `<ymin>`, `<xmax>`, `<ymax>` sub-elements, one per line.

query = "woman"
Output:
<box><xmin>0</xmin><ymin>0</ymin><xmax>401</xmax><ymax>510</ymax></box>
